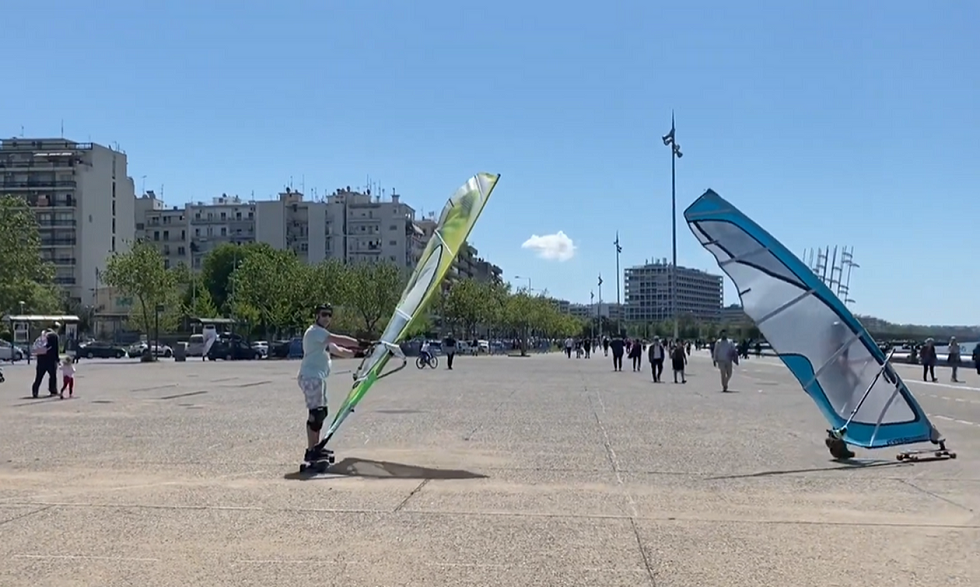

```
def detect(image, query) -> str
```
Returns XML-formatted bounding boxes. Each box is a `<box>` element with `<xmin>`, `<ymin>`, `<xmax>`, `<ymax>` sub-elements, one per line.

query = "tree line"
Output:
<box><xmin>99</xmin><ymin>239</ymin><xmax>587</xmax><ymax>341</ymax></box>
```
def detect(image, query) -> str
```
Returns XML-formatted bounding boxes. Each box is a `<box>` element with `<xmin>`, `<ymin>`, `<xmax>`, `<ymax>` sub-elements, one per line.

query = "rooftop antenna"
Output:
<box><xmin>301</xmin><ymin>174</ymin><xmax>305</xmax><ymax>194</ymax></box>
<box><xmin>60</xmin><ymin>119</ymin><xmax>64</xmax><ymax>138</ymax></box>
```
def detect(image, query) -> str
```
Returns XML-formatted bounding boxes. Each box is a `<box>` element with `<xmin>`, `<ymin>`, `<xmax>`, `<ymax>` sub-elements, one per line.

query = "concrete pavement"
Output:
<box><xmin>0</xmin><ymin>352</ymin><xmax>977</xmax><ymax>586</ymax></box>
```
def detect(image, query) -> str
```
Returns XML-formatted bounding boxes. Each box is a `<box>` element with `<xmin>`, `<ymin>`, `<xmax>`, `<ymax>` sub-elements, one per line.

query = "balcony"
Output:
<box><xmin>40</xmin><ymin>238</ymin><xmax>77</xmax><ymax>247</ymax></box>
<box><xmin>53</xmin><ymin>257</ymin><xmax>77</xmax><ymax>265</ymax></box>
<box><xmin>37</xmin><ymin>218</ymin><xmax>77</xmax><ymax>227</ymax></box>
<box><xmin>0</xmin><ymin>158</ymin><xmax>78</xmax><ymax>170</ymax></box>
<box><xmin>54</xmin><ymin>277</ymin><xmax>77</xmax><ymax>286</ymax></box>
<box><xmin>0</xmin><ymin>180</ymin><xmax>76</xmax><ymax>189</ymax></box>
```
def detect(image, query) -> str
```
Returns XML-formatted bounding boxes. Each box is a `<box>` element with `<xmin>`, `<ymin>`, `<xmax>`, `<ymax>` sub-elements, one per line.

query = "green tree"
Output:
<box><xmin>229</xmin><ymin>249</ymin><xmax>304</xmax><ymax>337</ymax></box>
<box><xmin>0</xmin><ymin>194</ymin><xmax>61</xmax><ymax>314</ymax></box>
<box><xmin>200</xmin><ymin>242</ymin><xmax>277</xmax><ymax>313</ymax></box>
<box><xmin>502</xmin><ymin>290</ymin><xmax>535</xmax><ymax>354</ymax></box>
<box><xmin>341</xmin><ymin>260</ymin><xmax>404</xmax><ymax>338</ymax></box>
<box><xmin>443</xmin><ymin>278</ymin><xmax>490</xmax><ymax>337</ymax></box>
<box><xmin>294</xmin><ymin>259</ymin><xmax>348</xmax><ymax>330</ymax></box>
<box><xmin>102</xmin><ymin>240</ymin><xmax>180</xmax><ymax>334</ymax></box>
<box><xmin>188</xmin><ymin>284</ymin><xmax>219</xmax><ymax>319</ymax></box>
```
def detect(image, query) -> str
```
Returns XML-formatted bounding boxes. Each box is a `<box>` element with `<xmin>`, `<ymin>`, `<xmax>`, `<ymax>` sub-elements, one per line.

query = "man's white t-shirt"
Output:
<box><xmin>713</xmin><ymin>338</ymin><xmax>736</xmax><ymax>363</ymax></box>
<box><xmin>298</xmin><ymin>324</ymin><xmax>332</xmax><ymax>380</ymax></box>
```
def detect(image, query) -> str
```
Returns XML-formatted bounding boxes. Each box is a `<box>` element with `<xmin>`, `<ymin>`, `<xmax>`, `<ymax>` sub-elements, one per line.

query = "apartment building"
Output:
<box><xmin>0</xmin><ymin>138</ymin><xmax>136</xmax><ymax>305</ymax></box>
<box><xmin>623</xmin><ymin>259</ymin><xmax>723</xmax><ymax>323</ymax></box>
<box><xmin>135</xmin><ymin>186</ymin><xmax>504</xmax><ymax>280</ymax></box>
<box><xmin>254</xmin><ymin>187</ymin><xmax>423</xmax><ymax>268</ymax></box>
<box><xmin>135</xmin><ymin>190</ymin><xmax>191</xmax><ymax>269</ymax></box>
<box><xmin>567</xmin><ymin>302</ymin><xmax>622</xmax><ymax>322</ymax></box>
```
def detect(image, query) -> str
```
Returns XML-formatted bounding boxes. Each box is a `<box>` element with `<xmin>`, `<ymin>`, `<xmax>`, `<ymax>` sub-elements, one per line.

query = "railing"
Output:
<box><xmin>40</xmin><ymin>238</ymin><xmax>77</xmax><ymax>246</ymax></box>
<box><xmin>38</xmin><ymin>219</ymin><xmax>77</xmax><ymax>227</ymax></box>
<box><xmin>0</xmin><ymin>160</ymin><xmax>78</xmax><ymax>170</ymax></box>
<box><xmin>0</xmin><ymin>140</ymin><xmax>93</xmax><ymax>151</ymax></box>
<box><xmin>0</xmin><ymin>180</ymin><xmax>76</xmax><ymax>188</ymax></box>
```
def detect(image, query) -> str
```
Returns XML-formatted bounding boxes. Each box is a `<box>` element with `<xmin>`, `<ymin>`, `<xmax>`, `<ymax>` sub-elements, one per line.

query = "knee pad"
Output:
<box><xmin>307</xmin><ymin>407</ymin><xmax>327</xmax><ymax>432</ymax></box>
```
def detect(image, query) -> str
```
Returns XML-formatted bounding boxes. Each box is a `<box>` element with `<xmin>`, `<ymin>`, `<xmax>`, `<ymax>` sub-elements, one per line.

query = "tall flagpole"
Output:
<box><xmin>590</xmin><ymin>290</ymin><xmax>595</xmax><ymax>342</ymax></box>
<box><xmin>663</xmin><ymin>111</ymin><xmax>683</xmax><ymax>341</ymax></box>
<box><xmin>597</xmin><ymin>274</ymin><xmax>603</xmax><ymax>337</ymax></box>
<box><xmin>614</xmin><ymin>232</ymin><xmax>622</xmax><ymax>336</ymax></box>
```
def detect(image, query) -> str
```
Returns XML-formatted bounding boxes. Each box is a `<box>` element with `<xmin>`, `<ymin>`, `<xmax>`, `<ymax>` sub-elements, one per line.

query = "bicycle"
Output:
<box><xmin>415</xmin><ymin>353</ymin><xmax>438</xmax><ymax>369</ymax></box>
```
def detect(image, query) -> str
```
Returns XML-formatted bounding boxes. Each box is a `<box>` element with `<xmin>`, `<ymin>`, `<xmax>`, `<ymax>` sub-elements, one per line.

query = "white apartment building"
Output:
<box><xmin>254</xmin><ymin>187</ymin><xmax>423</xmax><ymax>268</ymax></box>
<box><xmin>135</xmin><ymin>190</ymin><xmax>190</xmax><ymax>269</ymax></box>
<box><xmin>623</xmin><ymin>259</ymin><xmax>723</xmax><ymax>323</ymax></box>
<box><xmin>137</xmin><ymin>187</ymin><xmax>436</xmax><ymax>272</ymax></box>
<box><xmin>0</xmin><ymin>138</ymin><xmax>136</xmax><ymax>306</ymax></box>
<box><xmin>135</xmin><ymin>185</ymin><xmax>503</xmax><ymax>282</ymax></box>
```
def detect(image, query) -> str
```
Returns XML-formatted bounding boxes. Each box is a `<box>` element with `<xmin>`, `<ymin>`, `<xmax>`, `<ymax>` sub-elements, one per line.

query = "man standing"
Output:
<box><xmin>31</xmin><ymin>322</ymin><xmax>61</xmax><ymax>398</ymax></box>
<box><xmin>443</xmin><ymin>333</ymin><xmax>457</xmax><ymax>370</ymax></box>
<box><xmin>297</xmin><ymin>304</ymin><xmax>360</xmax><ymax>464</ymax></box>
<box><xmin>609</xmin><ymin>333</ymin><xmax>625</xmax><ymax>371</ymax></box>
<box><xmin>713</xmin><ymin>329</ymin><xmax>737</xmax><ymax>392</ymax></box>
<box><xmin>647</xmin><ymin>336</ymin><xmax>665</xmax><ymax>382</ymax></box>
<box><xmin>948</xmin><ymin>336</ymin><xmax>961</xmax><ymax>382</ymax></box>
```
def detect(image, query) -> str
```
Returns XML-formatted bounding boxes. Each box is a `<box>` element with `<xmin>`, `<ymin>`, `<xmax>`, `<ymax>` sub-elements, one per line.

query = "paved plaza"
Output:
<box><xmin>0</xmin><ymin>352</ymin><xmax>977</xmax><ymax>586</ymax></box>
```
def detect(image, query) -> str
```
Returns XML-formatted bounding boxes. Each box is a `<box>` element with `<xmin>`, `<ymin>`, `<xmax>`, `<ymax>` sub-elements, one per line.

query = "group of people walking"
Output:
<box><xmin>565</xmin><ymin>331</ymin><xmax>739</xmax><ymax>391</ymax></box>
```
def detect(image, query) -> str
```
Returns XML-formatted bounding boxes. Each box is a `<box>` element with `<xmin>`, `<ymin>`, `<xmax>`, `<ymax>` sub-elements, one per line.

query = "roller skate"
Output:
<box><xmin>299</xmin><ymin>446</ymin><xmax>335</xmax><ymax>474</ymax></box>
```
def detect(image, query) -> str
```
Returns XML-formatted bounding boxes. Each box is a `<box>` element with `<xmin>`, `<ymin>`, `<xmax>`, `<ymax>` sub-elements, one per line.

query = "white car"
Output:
<box><xmin>251</xmin><ymin>341</ymin><xmax>269</xmax><ymax>358</ymax></box>
<box><xmin>0</xmin><ymin>340</ymin><xmax>25</xmax><ymax>361</ymax></box>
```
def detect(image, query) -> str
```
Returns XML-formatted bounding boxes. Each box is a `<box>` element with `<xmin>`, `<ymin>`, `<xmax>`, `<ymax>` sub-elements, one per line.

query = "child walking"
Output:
<box><xmin>59</xmin><ymin>356</ymin><xmax>76</xmax><ymax>399</ymax></box>
<box><xmin>671</xmin><ymin>341</ymin><xmax>687</xmax><ymax>384</ymax></box>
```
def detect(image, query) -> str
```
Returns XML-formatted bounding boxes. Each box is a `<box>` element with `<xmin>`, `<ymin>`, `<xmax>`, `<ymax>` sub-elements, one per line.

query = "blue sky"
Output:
<box><xmin>4</xmin><ymin>1</ymin><xmax>977</xmax><ymax>325</ymax></box>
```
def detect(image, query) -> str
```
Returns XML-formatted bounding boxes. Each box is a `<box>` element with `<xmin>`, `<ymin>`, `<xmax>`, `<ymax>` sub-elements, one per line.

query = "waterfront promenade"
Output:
<box><xmin>0</xmin><ymin>354</ymin><xmax>977</xmax><ymax>586</ymax></box>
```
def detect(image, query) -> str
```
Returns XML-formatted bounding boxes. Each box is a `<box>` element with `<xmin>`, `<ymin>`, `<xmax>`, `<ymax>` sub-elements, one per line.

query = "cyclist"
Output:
<box><xmin>419</xmin><ymin>340</ymin><xmax>432</xmax><ymax>366</ymax></box>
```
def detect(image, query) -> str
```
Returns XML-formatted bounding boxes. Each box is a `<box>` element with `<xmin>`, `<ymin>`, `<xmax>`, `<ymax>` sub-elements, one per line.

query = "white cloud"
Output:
<box><xmin>521</xmin><ymin>231</ymin><xmax>576</xmax><ymax>262</ymax></box>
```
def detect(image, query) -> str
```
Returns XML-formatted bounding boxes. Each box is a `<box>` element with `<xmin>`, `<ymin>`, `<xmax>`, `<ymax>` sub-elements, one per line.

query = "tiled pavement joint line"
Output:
<box><xmin>581</xmin><ymin>366</ymin><xmax>656</xmax><ymax>587</ymax></box>
<box><xmin>0</xmin><ymin>504</ymin><xmax>54</xmax><ymax>528</ymax></box>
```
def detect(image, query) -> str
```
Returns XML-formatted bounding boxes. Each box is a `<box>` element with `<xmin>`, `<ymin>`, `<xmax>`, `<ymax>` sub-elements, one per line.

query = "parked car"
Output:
<box><xmin>287</xmin><ymin>337</ymin><xmax>304</xmax><ymax>359</ymax></box>
<box><xmin>0</xmin><ymin>340</ymin><xmax>25</xmax><ymax>361</ymax></box>
<box><xmin>251</xmin><ymin>340</ymin><xmax>269</xmax><ymax>358</ymax></box>
<box><xmin>127</xmin><ymin>342</ymin><xmax>173</xmax><ymax>358</ymax></box>
<box><xmin>186</xmin><ymin>334</ymin><xmax>205</xmax><ymax>357</ymax></box>
<box><xmin>207</xmin><ymin>338</ymin><xmax>261</xmax><ymax>361</ymax></box>
<box><xmin>267</xmin><ymin>340</ymin><xmax>291</xmax><ymax>359</ymax></box>
<box><xmin>77</xmin><ymin>341</ymin><xmax>127</xmax><ymax>359</ymax></box>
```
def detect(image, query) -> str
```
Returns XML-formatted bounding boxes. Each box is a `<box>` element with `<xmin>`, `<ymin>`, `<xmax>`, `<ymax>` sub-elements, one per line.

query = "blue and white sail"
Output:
<box><xmin>684</xmin><ymin>189</ymin><xmax>942</xmax><ymax>449</ymax></box>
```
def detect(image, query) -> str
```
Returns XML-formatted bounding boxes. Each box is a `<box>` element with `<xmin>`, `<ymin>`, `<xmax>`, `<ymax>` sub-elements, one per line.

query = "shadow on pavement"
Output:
<box><xmin>283</xmin><ymin>457</ymin><xmax>488</xmax><ymax>481</ymax></box>
<box><xmin>706</xmin><ymin>459</ymin><xmax>909</xmax><ymax>480</ymax></box>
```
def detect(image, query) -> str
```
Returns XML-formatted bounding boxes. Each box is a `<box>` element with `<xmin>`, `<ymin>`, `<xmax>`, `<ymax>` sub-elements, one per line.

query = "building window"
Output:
<box><xmin>153</xmin><ymin>231</ymin><xmax>160</xmax><ymax>241</ymax></box>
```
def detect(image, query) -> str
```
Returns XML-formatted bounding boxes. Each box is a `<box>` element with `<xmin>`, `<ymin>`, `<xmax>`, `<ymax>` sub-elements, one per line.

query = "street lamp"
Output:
<box><xmin>18</xmin><ymin>301</ymin><xmax>27</xmax><ymax>364</ymax></box>
<box><xmin>663</xmin><ymin>112</ymin><xmax>683</xmax><ymax>341</ymax></box>
<box><xmin>513</xmin><ymin>275</ymin><xmax>532</xmax><ymax>293</ymax></box>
